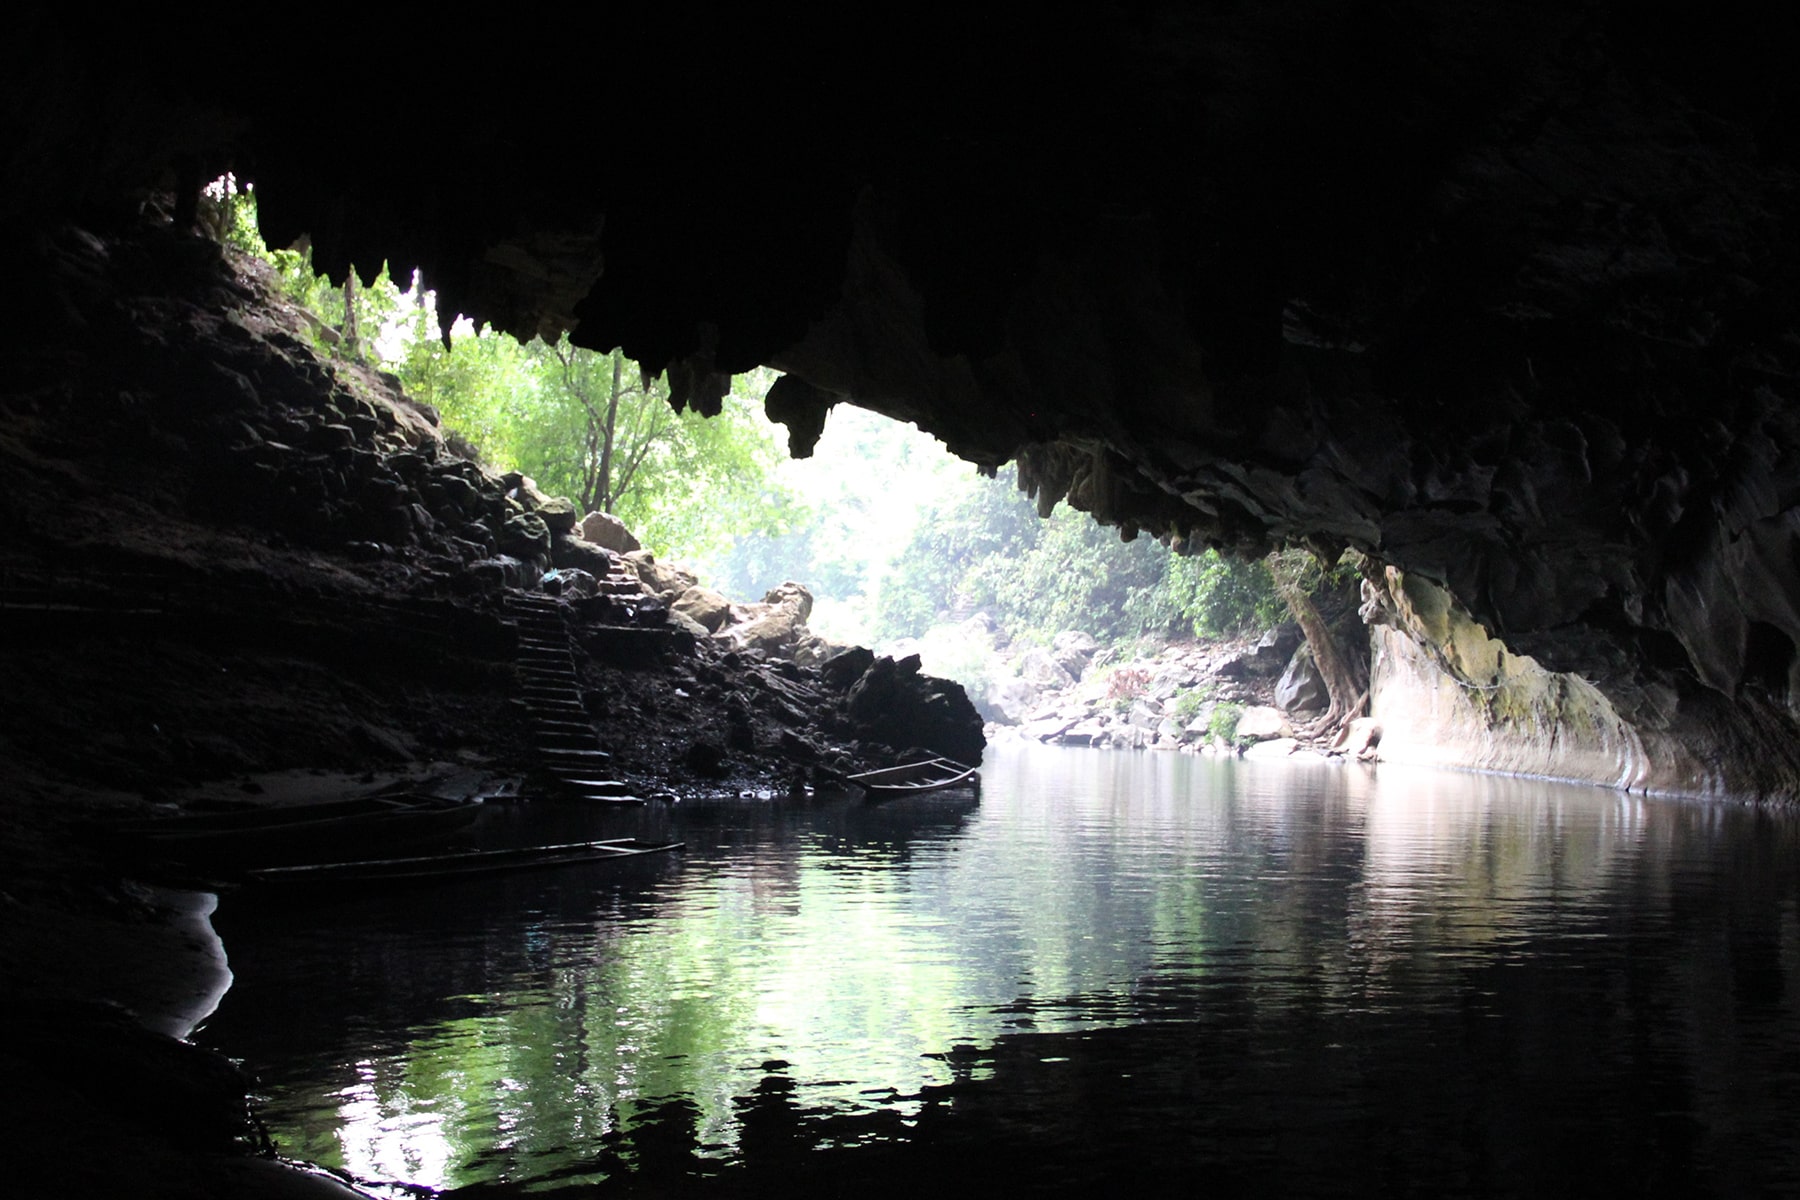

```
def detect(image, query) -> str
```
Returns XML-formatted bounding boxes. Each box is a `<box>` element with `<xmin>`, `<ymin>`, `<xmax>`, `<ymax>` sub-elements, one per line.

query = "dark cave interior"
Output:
<box><xmin>5</xmin><ymin>6</ymin><xmax>1800</xmax><ymax>1197</ymax></box>
<box><xmin>4</xmin><ymin>5</ymin><xmax>1800</xmax><ymax>791</ymax></box>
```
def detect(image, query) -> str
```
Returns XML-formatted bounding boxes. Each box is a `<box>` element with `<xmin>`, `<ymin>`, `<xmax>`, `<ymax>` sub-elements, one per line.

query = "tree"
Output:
<box><xmin>1268</xmin><ymin>548</ymin><xmax>1369</xmax><ymax>741</ymax></box>
<box><xmin>531</xmin><ymin>342</ymin><xmax>664</xmax><ymax>515</ymax></box>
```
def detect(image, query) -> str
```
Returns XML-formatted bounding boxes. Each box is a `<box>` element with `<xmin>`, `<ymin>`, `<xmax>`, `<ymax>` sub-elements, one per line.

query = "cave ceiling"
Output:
<box><xmin>9</xmin><ymin>3</ymin><xmax>1800</xmax><ymax>771</ymax></box>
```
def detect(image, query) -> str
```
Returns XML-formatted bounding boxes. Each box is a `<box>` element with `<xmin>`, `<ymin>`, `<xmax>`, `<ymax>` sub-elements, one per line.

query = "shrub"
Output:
<box><xmin>1208</xmin><ymin>702</ymin><xmax>1245</xmax><ymax>744</ymax></box>
<box><xmin>1108</xmin><ymin>667</ymin><xmax>1150</xmax><ymax>700</ymax></box>
<box><xmin>1170</xmin><ymin>686</ymin><xmax>1211</xmax><ymax>725</ymax></box>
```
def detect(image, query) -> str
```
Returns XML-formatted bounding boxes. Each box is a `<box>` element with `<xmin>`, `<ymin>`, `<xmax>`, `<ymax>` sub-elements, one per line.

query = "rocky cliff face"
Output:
<box><xmin>8</xmin><ymin>4</ymin><xmax>1800</xmax><ymax>795</ymax></box>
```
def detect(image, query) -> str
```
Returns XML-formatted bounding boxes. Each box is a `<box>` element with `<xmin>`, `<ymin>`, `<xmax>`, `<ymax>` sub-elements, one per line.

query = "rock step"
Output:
<box><xmin>523</xmin><ymin>696</ymin><xmax>584</xmax><ymax>709</ymax></box>
<box><xmin>532</xmin><ymin>718</ymin><xmax>593</xmax><ymax>732</ymax></box>
<box><xmin>533</xmin><ymin>721</ymin><xmax>596</xmax><ymax>737</ymax></box>
<box><xmin>554</xmin><ymin>778</ymin><xmax>634</xmax><ymax>796</ymax></box>
<box><xmin>534</xmin><ymin>737</ymin><xmax>596</xmax><ymax>750</ymax></box>
<box><xmin>536</xmin><ymin>744</ymin><xmax>613</xmax><ymax>757</ymax></box>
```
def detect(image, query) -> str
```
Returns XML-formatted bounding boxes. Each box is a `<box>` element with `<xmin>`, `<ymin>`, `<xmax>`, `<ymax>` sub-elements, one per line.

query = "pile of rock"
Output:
<box><xmin>624</xmin><ymin>558</ymin><xmax>849</xmax><ymax>667</ymax></box>
<box><xmin>989</xmin><ymin>623</ymin><xmax>1357</xmax><ymax>757</ymax></box>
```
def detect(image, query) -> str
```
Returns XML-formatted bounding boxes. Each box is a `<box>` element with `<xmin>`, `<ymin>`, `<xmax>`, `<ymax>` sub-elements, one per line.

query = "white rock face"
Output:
<box><xmin>1244</xmin><ymin>737</ymin><xmax>1299</xmax><ymax>759</ymax></box>
<box><xmin>1234</xmin><ymin>705</ymin><xmax>1292</xmax><ymax>742</ymax></box>
<box><xmin>1367</xmin><ymin>569</ymin><xmax>1655</xmax><ymax>791</ymax></box>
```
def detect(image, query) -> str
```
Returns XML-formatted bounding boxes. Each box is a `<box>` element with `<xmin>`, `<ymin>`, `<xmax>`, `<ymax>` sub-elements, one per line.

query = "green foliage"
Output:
<box><xmin>1208</xmin><ymin>702</ymin><xmax>1245</xmax><ymax>745</ymax></box>
<box><xmin>1169</xmin><ymin>687</ymin><xmax>1211</xmax><ymax>725</ymax></box>
<box><xmin>205</xmin><ymin>178</ymin><xmax>800</xmax><ymax>572</ymax></box>
<box><xmin>870</xmin><ymin>466</ymin><xmax>1160</xmax><ymax>643</ymax></box>
<box><xmin>198</xmin><ymin>174</ymin><xmax>264</xmax><ymax>255</ymax></box>
<box><xmin>1161</xmin><ymin>551</ymin><xmax>1284</xmax><ymax>638</ymax></box>
<box><xmin>864</xmin><ymin>464</ymin><xmax>1285</xmax><ymax>651</ymax></box>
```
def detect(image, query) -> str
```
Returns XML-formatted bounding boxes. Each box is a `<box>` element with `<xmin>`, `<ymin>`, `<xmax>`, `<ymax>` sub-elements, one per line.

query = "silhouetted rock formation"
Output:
<box><xmin>7</xmin><ymin>5</ymin><xmax>1800</xmax><ymax>794</ymax></box>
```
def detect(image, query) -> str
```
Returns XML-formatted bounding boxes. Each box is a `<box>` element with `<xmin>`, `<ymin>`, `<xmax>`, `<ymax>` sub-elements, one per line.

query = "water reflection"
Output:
<box><xmin>199</xmin><ymin>747</ymin><xmax>1800</xmax><ymax>1196</ymax></box>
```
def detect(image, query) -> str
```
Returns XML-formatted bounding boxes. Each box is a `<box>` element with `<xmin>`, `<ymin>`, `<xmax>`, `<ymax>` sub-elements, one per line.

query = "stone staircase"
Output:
<box><xmin>506</xmin><ymin>591</ymin><xmax>645</xmax><ymax>805</ymax></box>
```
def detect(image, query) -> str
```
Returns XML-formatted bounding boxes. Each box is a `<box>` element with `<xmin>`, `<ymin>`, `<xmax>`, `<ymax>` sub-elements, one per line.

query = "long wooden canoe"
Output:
<box><xmin>245</xmin><ymin>837</ymin><xmax>683</xmax><ymax>886</ymax></box>
<box><xmin>848</xmin><ymin>757</ymin><xmax>980</xmax><ymax>799</ymax></box>
<box><xmin>106</xmin><ymin>793</ymin><xmax>485</xmax><ymax>867</ymax></box>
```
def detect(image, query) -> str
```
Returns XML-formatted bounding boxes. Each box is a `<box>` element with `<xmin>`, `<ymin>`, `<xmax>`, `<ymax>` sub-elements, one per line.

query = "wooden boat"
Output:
<box><xmin>245</xmin><ymin>837</ymin><xmax>683</xmax><ymax>887</ymax></box>
<box><xmin>848</xmin><ymin>757</ymin><xmax>980</xmax><ymax>799</ymax></box>
<box><xmin>106</xmin><ymin>793</ymin><xmax>485</xmax><ymax>868</ymax></box>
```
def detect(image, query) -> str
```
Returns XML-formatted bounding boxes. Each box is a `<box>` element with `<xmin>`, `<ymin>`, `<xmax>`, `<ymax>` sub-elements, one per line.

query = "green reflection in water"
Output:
<box><xmin>222</xmin><ymin>749</ymin><xmax>1695</xmax><ymax>1193</ymax></box>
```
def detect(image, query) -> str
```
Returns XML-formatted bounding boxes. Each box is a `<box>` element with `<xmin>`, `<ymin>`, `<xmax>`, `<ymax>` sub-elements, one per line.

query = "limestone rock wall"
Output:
<box><xmin>1365</xmin><ymin>568</ymin><xmax>1800</xmax><ymax>798</ymax></box>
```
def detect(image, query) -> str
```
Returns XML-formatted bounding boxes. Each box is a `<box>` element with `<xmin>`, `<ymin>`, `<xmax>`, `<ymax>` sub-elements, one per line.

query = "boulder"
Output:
<box><xmin>760</xmin><ymin>581</ymin><xmax>814</xmax><ymax>622</ymax></box>
<box><xmin>624</xmin><ymin>550</ymin><xmax>699</xmax><ymax>601</ymax></box>
<box><xmin>1023</xmin><ymin>714</ymin><xmax>1079</xmax><ymax>741</ymax></box>
<box><xmin>845</xmin><ymin>654</ymin><xmax>986</xmax><ymax>764</ymax></box>
<box><xmin>1017</xmin><ymin>647</ymin><xmax>1076</xmax><ymax>689</ymax></box>
<box><xmin>550</xmin><ymin>533</ymin><xmax>617</xmax><ymax>576</ymax></box>
<box><xmin>791</xmin><ymin>632</ymin><xmax>850</xmax><ymax>668</ymax></box>
<box><xmin>1335</xmin><ymin>717</ymin><xmax>1382</xmax><ymax>759</ymax></box>
<box><xmin>1060</xmin><ymin>717</ymin><xmax>1109</xmax><ymax>745</ymax></box>
<box><xmin>986</xmin><ymin>676</ymin><xmax>1039</xmax><ymax>724</ymax></box>
<box><xmin>683</xmin><ymin>739</ymin><xmax>731</xmax><ymax>779</ymax></box>
<box><xmin>1274</xmin><ymin>644</ymin><xmax>1329</xmax><ymax>713</ymax></box>
<box><xmin>1128</xmin><ymin>699</ymin><xmax>1163</xmax><ymax>730</ymax></box>
<box><xmin>542</xmin><ymin>568</ymin><xmax>599</xmax><ymax>598</ymax></box>
<box><xmin>470</xmin><ymin>555</ymin><xmax>539</xmax><ymax>590</ymax></box>
<box><xmin>580</xmin><ymin>510</ymin><xmax>642</xmax><ymax>553</ymax></box>
<box><xmin>722</xmin><ymin>582</ymin><xmax>813</xmax><ymax>655</ymax></box>
<box><xmin>1235</xmin><ymin>705</ymin><xmax>1292</xmax><ymax>742</ymax></box>
<box><xmin>673</xmin><ymin>585</ymin><xmax>733</xmax><ymax>633</ymax></box>
<box><xmin>1247</xmin><ymin>623</ymin><xmax>1304</xmax><ymax>675</ymax></box>
<box><xmin>1181</xmin><ymin>703</ymin><xmax>1217</xmax><ymax>742</ymax></box>
<box><xmin>535</xmin><ymin>495</ymin><xmax>579</xmax><ymax>534</ymax></box>
<box><xmin>820</xmin><ymin>645</ymin><xmax>876</xmax><ymax>691</ymax></box>
<box><xmin>1053</xmin><ymin>629</ymin><xmax>1099</xmax><ymax>656</ymax></box>
<box><xmin>500</xmin><ymin>512</ymin><xmax>552</xmax><ymax>559</ymax></box>
<box><xmin>433</xmin><ymin>472</ymin><xmax>480</xmax><ymax>513</ymax></box>
<box><xmin>1244</xmin><ymin>737</ymin><xmax>1300</xmax><ymax>760</ymax></box>
<box><xmin>1051</xmin><ymin>630</ymin><xmax>1099</xmax><ymax>677</ymax></box>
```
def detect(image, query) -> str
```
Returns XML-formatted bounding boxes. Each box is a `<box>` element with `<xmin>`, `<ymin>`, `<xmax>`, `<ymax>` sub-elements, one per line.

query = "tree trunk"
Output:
<box><xmin>340</xmin><ymin>272</ymin><xmax>359</xmax><ymax>356</ymax></box>
<box><xmin>1276</xmin><ymin>576</ymin><xmax>1368</xmax><ymax>742</ymax></box>
<box><xmin>598</xmin><ymin>349</ymin><xmax>623</xmax><ymax>510</ymax></box>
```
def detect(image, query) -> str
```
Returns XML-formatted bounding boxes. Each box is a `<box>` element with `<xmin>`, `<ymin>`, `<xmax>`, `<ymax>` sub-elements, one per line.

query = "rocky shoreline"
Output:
<box><xmin>979</xmin><ymin>622</ymin><xmax>1380</xmax><ymax>764</ymax></box>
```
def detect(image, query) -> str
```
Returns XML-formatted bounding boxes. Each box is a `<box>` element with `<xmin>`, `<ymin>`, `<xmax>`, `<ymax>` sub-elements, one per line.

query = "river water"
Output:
<box><xmin>198</xmin><ymin>746</ymin><xmax>1800</xmax><ymax>1197</ymax></box>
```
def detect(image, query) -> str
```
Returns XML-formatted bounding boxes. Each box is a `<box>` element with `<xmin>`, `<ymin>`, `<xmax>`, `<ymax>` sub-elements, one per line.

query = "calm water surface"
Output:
<box><xmin>199</xmin><ymin>747</ymin><xmax>1800</xmax><ymax>1197</ymax></box>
